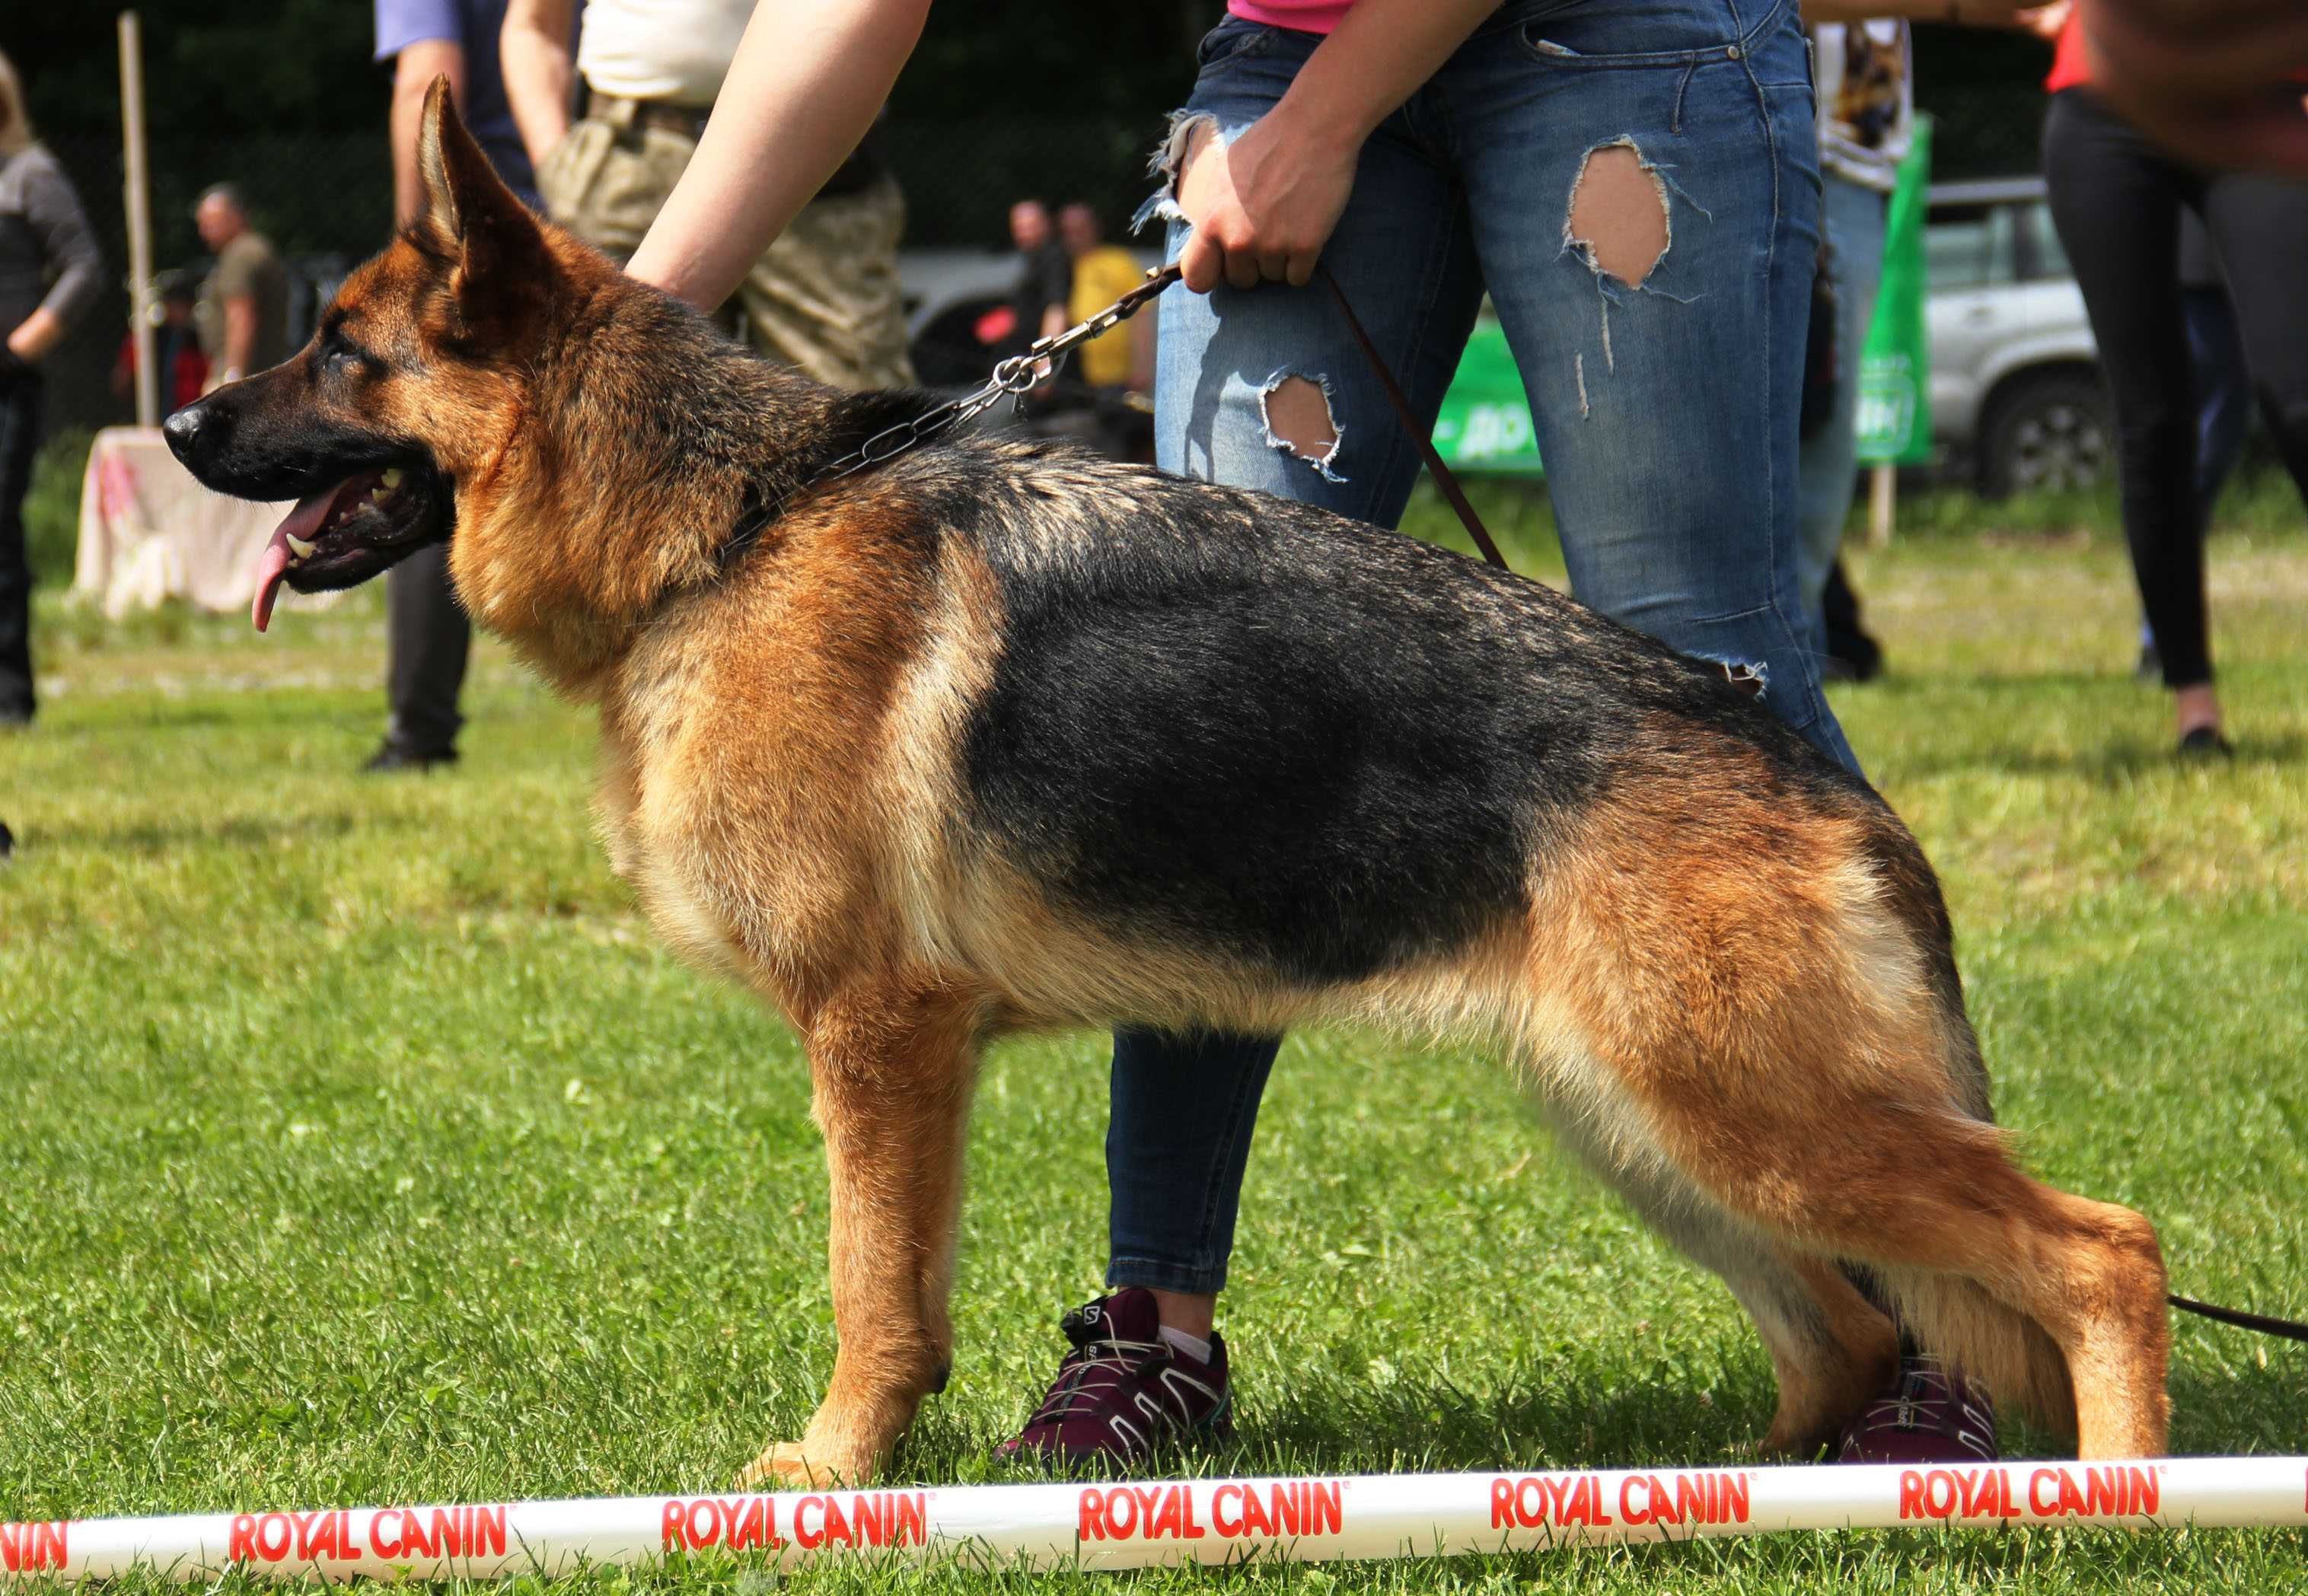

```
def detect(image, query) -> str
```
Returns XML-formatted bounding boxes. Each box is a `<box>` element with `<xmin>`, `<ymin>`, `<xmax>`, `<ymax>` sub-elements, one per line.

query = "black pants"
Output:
<box><xmin>2043</xmin><ymin>89</ymin><xmax>2308</xmax><ymax>690</ymax></box>
<box><xmin>384</xmin><ymin>541</ymin><xmax>469</xmax><ymax>757</ymax></box>
<box><xmin>0</xmin><ymin>374</ymin><xmax>40</xmax><ymax>721</ymax></box>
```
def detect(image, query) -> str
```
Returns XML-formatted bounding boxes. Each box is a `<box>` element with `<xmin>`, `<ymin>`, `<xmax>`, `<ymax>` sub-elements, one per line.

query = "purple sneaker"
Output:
<box><xmin>1836</xmin><ymin>1354</ymin><xmax>1997</xmax><ymax>1464</ymax></box>
<box><xmin>996</xmin><ymin>1289</ymin><xmax>1233</xmax><ymax>1467</ymax></box>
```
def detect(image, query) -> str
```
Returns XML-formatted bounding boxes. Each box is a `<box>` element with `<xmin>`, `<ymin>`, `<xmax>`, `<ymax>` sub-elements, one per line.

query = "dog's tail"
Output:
<box><xmin>1873</xmin><ymin>1266</ymin><xmax>2079</xmax><ymax>1436</ymax></box>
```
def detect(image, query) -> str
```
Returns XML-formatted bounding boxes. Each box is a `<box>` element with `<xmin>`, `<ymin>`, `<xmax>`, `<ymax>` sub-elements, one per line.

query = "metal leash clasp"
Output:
<box><xmin>795</xmin><ymin>263</ymin><xmax>1185</xmax><ymax>495</ymax></box>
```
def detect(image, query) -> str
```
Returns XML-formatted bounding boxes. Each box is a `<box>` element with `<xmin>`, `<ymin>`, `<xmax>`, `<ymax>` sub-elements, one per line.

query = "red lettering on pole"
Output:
<box><xmin>255</xmin><ymin>1514</ymin><xmax>292</xmax><ymax>1562</ymax></box>
<box><xmin>1311</xmin><ymin>1481</ymin><xmax>1342</xmax><ymax>1537</ymax></box>
<box><xmin>371</xmin><ymin>1510</ymin><xmax>403</xmax><ymax>1561</ymax></box>
<box><xmin>1619</xmin><ymin>1476</ymin><xmax>1650</xmax><ymax>1527</ymax></box>
<box><xmin>0</xmin><ymin>1521</ymin><xmax>69</xmax><ymax>1574</ymax></box>
<box><xmin>228</xmin><ymin>1515</ymin><xmax>258</xmax><ymax>1563</ymax></box>
<box><xmin>1077</xmin><ymin>1489</ymin><xmax>1105</xmax><ymax>1542</ymax></box>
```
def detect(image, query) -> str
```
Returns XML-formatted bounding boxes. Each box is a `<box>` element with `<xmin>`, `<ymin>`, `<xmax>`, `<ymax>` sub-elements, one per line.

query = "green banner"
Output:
<box><xmin>1430</xmin><ymin>317</ymin><xmax>1542</xmax><ymax>476</ymax></box>
<box><xmin>1855</xmin><ymin>115</ymin><xmax>1933</xmax><ymax>464</ymax></box>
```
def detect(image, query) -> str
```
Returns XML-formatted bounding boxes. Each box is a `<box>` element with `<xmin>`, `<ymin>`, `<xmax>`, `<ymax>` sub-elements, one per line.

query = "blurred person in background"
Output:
<box><xmin>1796</xmin><ymin>2</ymin><xmax>2056</xmax><ymax>688</ymax></box>
<box><xmin>192</xmin><ymin>184</ymin><xmax>288</xmax><ymax>391</ymax></box>
<box><xmin>2041</xmin><ymin>0</ymin><xmax>2308</xmax><ymax>756</ymax></box>
<box><xmin>366</xmin><ymin>0</ymin><xmax>544</xmax><ymax>774</ymax></box>
<box><xmin>1058</xmin><ymin>200</ymin><xmax>1154</xmax><ymax>458</ymax></box>
<box><xmin>1060</xmin><ymin>203</ymin><xmax>1143</xmax><ymax>374</ymax></box>
<box><xmin>996</xmin><ymin>198</ymin><xmax>1070</xmax><ymax>358</ymax></box>
<box><xmin>2176</xmin><ymin>216</ymin><xmax>2251</xmax><ymax>523</ymax></box>
<box><xmin>2137</xmin><ymin>212</ymin><xmax>2251</xmax><ymax>680</ymax></box>
<box><xmin>502</xmin><ymin>0</ymin><xmax>913</xmax><ymax>390</ymax></box>
<box><xmin>111</xmin><ymin>270</ymin><xmax>209</xmax><ymax>417</ymax></box>
<box><xmin>0</xmin><ymin>48</ymin><xmax>103</xmax><ymax>728</ymax></box>
<box><xmin>1795</xmin><ymin>13</ymin><xmax>1912</xmax><ymax>686</ymax></box>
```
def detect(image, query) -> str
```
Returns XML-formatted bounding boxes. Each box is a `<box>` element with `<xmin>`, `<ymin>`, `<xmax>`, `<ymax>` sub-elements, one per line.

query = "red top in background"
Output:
<box><xmin>2045</xmin><ymin>11</ymin><xmax>2092</xmax><ymax>93</ymax></box>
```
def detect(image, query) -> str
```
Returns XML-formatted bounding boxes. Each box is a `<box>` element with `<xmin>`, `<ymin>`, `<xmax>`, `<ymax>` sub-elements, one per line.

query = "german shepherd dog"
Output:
<box><xmin>166</xmin><ymin>87</ymin><xmax>2170</xmax><ymax>1486</ymax></box>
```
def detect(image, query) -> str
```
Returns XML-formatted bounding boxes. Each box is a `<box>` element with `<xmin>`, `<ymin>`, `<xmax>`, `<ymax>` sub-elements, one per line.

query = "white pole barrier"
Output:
<box><xmin>6</xmin><ymin>1458</ymin><xmax>2305</xmax><ymax>1580</ymax></box>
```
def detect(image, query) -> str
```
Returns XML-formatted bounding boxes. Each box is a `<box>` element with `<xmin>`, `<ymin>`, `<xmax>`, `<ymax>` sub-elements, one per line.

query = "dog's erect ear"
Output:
<box><xmin>410</xmin><ymin>77</ymin><xmax>556</xmax><ymax>333</ymax></box>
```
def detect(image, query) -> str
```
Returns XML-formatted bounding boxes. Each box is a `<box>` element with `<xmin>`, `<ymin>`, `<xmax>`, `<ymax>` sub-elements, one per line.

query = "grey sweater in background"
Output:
<box><xmin>0</xmin><ymin>145</ymin><xmax>104</xmax><ymax>341</ymax></box>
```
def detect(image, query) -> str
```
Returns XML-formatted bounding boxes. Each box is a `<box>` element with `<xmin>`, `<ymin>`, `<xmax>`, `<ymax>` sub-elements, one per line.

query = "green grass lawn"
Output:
<box><xmin>2</xmin><ymin>498</ymin><xmax>2305</xmax><ymax>1593</ymax></box>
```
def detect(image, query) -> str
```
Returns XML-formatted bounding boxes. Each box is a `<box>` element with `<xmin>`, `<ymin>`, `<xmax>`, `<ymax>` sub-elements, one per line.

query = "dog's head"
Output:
<box><xmin>166</xmin><ymin>81</ymin><xmax>582</xmax><ymax>629</ymax></box>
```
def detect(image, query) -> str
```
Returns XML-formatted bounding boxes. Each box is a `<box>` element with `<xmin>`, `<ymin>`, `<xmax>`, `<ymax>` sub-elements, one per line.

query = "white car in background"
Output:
<box><xmin>1925</xmin><ymin>177</ymin><xmax>2110</xmax><ymax>498</ymax></box>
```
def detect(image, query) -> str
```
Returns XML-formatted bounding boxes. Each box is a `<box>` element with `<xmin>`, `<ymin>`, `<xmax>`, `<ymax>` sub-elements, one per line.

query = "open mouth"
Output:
<box><xmin>251</xmin><ymin>463</ymin><xmax>448</xmax><ymax>630</ymax></box>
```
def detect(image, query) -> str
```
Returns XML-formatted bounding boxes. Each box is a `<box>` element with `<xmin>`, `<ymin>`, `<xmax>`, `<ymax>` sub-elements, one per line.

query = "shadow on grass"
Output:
<box><xmin>1889</xmin><ymin>731</ymin><xmax>2308</xmax><ymax>785</ymax></box>
<box><xmin>22</xmin><ymin>697</ymin><xmax>368</xmax><ymax>737</ymax></box>
<box><xmin>1244</xmin><ymin>1371</ymin><xmax>1768</xmax><ymax>1474</ymax></box>
<box><xmin>36</xmin><ymin>808</ymin><xmax>433</xmax><ymax>853</ymax></box>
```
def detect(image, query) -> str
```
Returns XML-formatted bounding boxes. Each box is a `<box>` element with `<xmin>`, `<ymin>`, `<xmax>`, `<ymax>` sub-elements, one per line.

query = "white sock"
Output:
<box><xmin>1158</xmin><ymin>1324</ymin><xmax>1213</xmax><ymax>1365</ymax></box>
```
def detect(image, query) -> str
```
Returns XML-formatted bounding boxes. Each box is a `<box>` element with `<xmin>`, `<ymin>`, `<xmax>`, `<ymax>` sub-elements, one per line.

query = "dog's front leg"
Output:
<box><xmin>739</xmin><ymin>987</ymin><xmax>977</xmax><ymax>1489</ymax></box>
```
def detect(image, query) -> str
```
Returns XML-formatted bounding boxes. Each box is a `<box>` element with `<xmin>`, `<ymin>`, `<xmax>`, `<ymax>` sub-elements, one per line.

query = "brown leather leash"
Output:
<box><xmin>2169</xmin><ymin>1293</ymin><xmax>2308</xmax><ymax>1343</ymax></box>
<box><xmin>1312</xmin><ymin>261</ymin><xmax>1509</xmax><ymax>572</ymax></box>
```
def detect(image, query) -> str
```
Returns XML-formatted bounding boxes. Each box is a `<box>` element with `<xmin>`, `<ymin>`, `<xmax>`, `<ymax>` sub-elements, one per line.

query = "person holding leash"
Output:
<box><xmin>619</xmin><ymin>0</ymin><xmax>2304</xmax><ymax>1475</ymax></box>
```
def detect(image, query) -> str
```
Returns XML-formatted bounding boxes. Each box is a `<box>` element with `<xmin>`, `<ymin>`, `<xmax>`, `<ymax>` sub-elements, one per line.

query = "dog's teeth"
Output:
<box><xmin>369</xmin><ymin>486</ymin><xmax>389</xmax><ymax>503</ymax></box>
<box><xmin>380</xmin><ymin>467</ymin><xmax>404</xmax><ymax>492</ymax></box>
<box><xmin>285</xmin><ymin>534</ymin><xmax>316</xmax><ymax>560</ymax></box>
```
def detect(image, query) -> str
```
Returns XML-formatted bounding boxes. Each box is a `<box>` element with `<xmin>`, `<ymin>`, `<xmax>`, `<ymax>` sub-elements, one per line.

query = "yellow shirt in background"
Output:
<box><xmin>1069</xmin><ymin>245</ymin><xmax>1144</xmax><ymax>389</ymax></box>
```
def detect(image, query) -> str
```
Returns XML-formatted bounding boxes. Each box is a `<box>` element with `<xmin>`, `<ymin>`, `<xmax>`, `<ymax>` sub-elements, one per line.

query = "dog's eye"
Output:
<box><xmin>325</xmin><ymin>347</ymin><xmax>352</xmax><ymax>371</ymax></box>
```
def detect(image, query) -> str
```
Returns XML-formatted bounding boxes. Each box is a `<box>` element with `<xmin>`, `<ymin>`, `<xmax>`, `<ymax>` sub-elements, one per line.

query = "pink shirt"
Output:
<box><xmin>1228</xmin><ymin>0</ymin><xmax>1352</xmax><ymax>34</ymax></box>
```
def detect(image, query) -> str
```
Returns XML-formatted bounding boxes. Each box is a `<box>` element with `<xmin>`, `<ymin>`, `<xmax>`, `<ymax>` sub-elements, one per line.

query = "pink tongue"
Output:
<box><xmin>250</xmin><ymin>483</ymin><xmax>356</xmax><ymax>632</ymax></box>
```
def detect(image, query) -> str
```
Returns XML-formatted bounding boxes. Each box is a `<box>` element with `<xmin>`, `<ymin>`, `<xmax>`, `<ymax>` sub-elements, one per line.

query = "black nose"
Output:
<box><xmin>161</xmin><ymin>403</ymin><xmax>209</xmax><ymax>467</ymax></box>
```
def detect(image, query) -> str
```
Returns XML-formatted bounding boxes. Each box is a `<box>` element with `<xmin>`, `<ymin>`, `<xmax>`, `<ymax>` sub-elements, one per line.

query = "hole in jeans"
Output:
<box><xmin>1258</xmin><ymin>373</ymin><xmax>1344</xmax><ymax>481</ymax></box>
<box><xmin>1566</xmin><ymin>142</ymin><xmax>1671</xmax><ymax>288</ymax></box>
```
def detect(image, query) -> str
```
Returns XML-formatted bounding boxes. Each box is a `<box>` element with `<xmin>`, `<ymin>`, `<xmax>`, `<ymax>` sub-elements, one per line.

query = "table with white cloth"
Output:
<box><xmin>71</xmin><ymin>425</ymin><xmax>327</xmax><ymax>619</ymax></box>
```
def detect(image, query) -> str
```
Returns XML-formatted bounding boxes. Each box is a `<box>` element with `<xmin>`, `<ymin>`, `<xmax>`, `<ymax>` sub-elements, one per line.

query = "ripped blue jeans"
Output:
<box><xmin>1105</xmin><ymin>0</ymin><xmax>1853</xmax><ymax>1300</ymax></box>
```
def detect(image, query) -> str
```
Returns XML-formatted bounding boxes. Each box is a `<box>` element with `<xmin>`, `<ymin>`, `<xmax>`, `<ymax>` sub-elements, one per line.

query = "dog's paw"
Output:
<box><xmin>735</xmin><ymin>1441</ymin><xmax>848</xmax><ymax>1491</ymax></box>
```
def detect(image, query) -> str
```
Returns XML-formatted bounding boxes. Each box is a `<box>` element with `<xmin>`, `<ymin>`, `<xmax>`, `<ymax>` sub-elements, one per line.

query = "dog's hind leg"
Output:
<box><xmin>1545</xmin><ymin>1103</ymin><xmax>1897</xmax><ymax>1457</ymax></box>
<box><xmin>738</xmin><ymin>979</ymin><xmax>982</xmax><ymax>1489</ymax></box>
<box><xmin>1648</xmin><ymin>1093</ymin><xmax>2168</xmax><ymax>1457</ymax></box>
<box><xmin>1531</xmin><ymin>786</ymin><xmax>2167</xmax><ymax>1457</ymax></box>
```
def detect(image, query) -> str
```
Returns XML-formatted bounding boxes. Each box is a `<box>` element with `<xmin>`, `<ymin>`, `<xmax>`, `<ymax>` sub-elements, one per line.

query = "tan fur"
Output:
<box><xmin>263</xmin><ymin>88</ymin><xmax>2176</xmax><ymax>1485</ymax></box>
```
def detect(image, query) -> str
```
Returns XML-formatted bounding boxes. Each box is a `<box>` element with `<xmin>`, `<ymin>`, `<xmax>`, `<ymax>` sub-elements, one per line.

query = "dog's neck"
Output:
<box><xmin>448</xmin><ymin>281</ymin><xmax>862</xmax><ymax>693</ymax></box>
